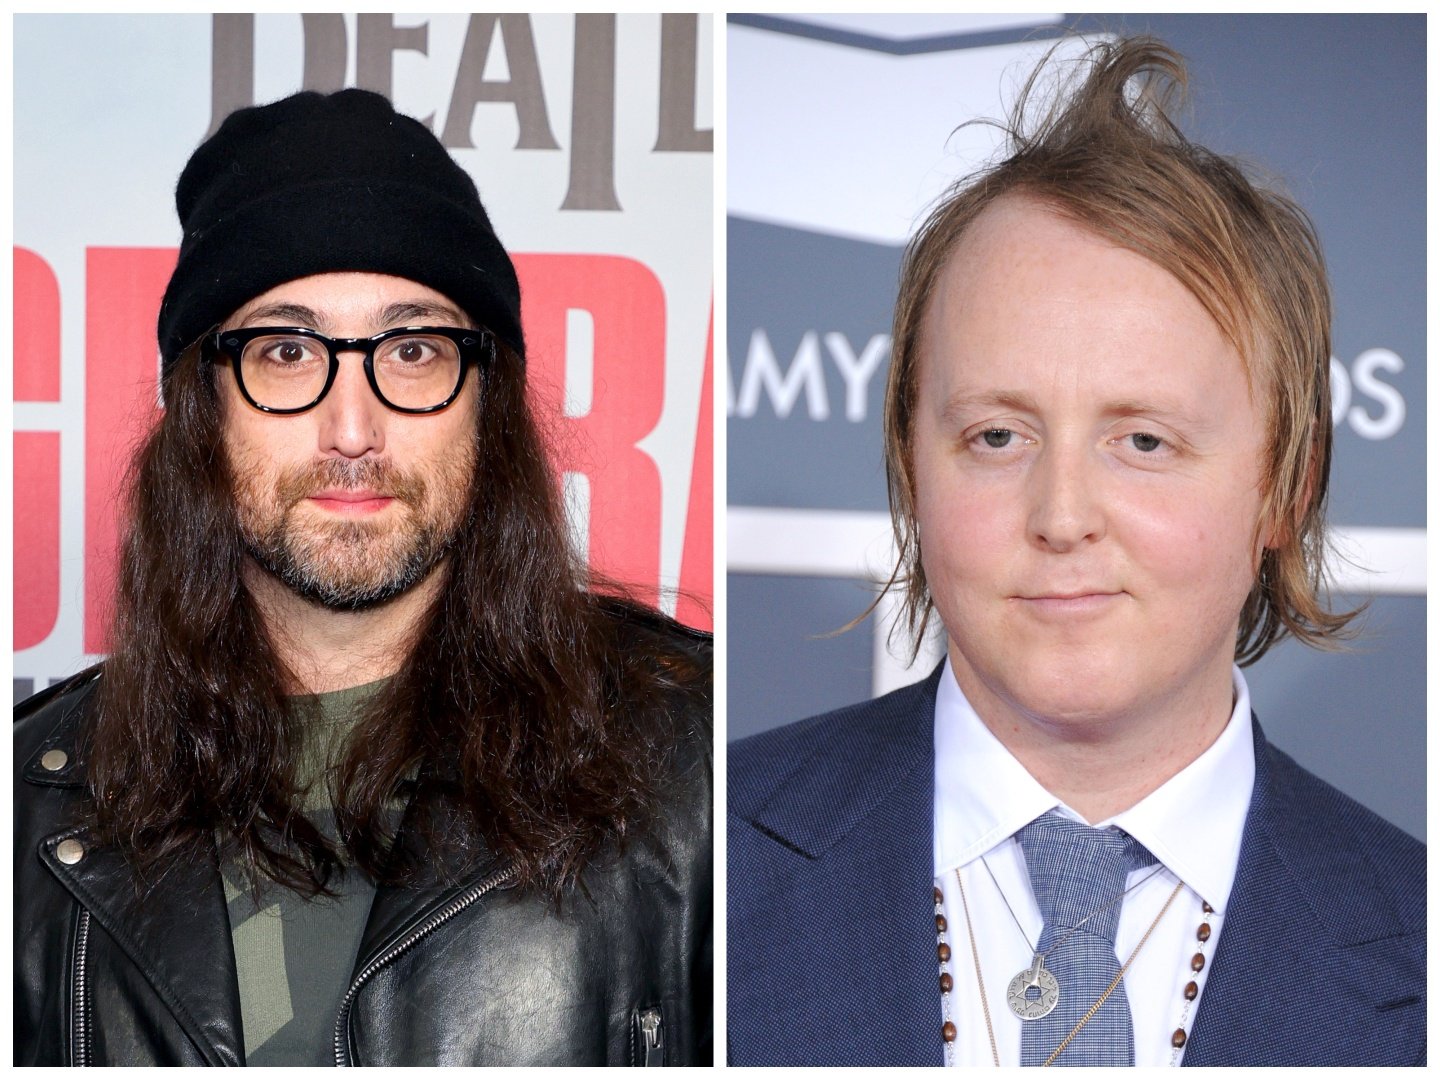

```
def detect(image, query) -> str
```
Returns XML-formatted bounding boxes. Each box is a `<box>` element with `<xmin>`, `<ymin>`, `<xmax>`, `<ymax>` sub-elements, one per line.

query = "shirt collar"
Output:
<box><xmin>933</xmin><ymin>657</ymin><xmax>1255</xmax><ymax>914</ymax></box>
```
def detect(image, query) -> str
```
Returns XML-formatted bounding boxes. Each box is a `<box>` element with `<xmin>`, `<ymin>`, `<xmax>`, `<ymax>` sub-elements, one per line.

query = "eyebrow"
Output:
<box><xmin>235</xmin><ymin>299</ymin><xmax>470</xmax><ymax>331</ymax></box>
<box><xmin>939</xmin><ymin>390</ymin><xmax>1040</xmax><ymax>426</ymax></box>
<box><xmin>1098</xmin><ymin>398</ymin><xmax>1204</xmax><ymax>425</ymax></box>
<box><xmin>377</xmin><ymin>300</ymin><xmax>470</xmax><ymax>327</ymax></box>
<box><xmin>940</xmin><ymin>390</ymin><xmax>1204</xmax><ymax>427</ymax></box>
<box><xmin>238</xmin><ymin>302</ymin><xmax>321</xmax><ymax>328</ymax></box>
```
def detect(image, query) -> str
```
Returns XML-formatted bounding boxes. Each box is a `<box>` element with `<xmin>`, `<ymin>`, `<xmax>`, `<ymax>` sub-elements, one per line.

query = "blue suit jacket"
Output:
<box><xmin>727</xmin><ymin>668</ymin><xmax>1425</xmax><ymax>1066</ymax></box>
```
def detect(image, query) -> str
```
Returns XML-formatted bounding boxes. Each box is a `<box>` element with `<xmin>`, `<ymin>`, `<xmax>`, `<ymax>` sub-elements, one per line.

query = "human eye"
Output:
<box><xmin>968</xmin><ymin>427</ymin><xmax>1024</xmax><ymax>453</ymax></box>
<box><xmin>379</xmin><ymin>335</ymin><xmax>445</xmax><ymax>367</ymax></box>
<box><xmin>252</xmin><ymin>335</ymin><xmax>324</xmax><ymax>367</ymax></box>
<box><xmin>1113</xmin><ymin>430</ymin><xmax>1173</xmax><ymax>457</ymax></box>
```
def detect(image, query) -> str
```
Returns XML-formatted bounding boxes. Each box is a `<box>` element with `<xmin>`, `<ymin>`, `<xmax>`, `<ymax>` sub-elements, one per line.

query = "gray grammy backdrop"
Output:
<box><xmin>726</xmin><ymin>14</ymin><xmax>1425</xmax><ymax>841</ymax></box>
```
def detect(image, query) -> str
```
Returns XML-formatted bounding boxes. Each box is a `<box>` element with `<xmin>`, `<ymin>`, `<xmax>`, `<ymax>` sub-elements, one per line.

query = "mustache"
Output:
<box><xmin>272</xmin><ymin>458</ymin><xmax>427</xmax><ymax>508</ymax></box>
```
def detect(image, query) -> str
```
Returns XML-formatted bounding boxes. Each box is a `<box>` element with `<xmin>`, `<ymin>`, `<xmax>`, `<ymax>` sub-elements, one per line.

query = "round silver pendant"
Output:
<box><xmin>1007</xmin><ymin>965</ymin><xmax>1060</xmax><ymax>1020</ymax></box>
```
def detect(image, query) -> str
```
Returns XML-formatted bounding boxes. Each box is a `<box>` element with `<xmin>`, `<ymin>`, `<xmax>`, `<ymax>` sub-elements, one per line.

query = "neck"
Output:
<box><xmin>244</xmin><ymin>560</ymin><xmax>445</xmax><ymax>694</ymax></box>
<box><xmin>950</xmin><ymin>648</ymin><xmax>1236</xmax><ymax>823</ymax></box>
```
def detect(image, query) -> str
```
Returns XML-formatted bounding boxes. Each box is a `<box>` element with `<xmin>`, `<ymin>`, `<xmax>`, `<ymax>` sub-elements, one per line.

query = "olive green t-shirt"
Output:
<box><xmin>221</xmin><ymin>679</ymin><xmax>385</xmax><ymax>1067</ymax></box>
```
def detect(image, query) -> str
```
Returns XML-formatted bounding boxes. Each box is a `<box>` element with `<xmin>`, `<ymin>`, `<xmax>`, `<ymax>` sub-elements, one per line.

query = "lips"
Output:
<box><xmin>1015</xmin><ymin>591</ymin><xmax>1124</xmax><ymax>617</ymax></box>
<box><xmin>305</xmin><ymin>488</ymin><xmax>396</xmax><ymax>514</ymax></box>
<box><xmin>1022</xmin><ymin>591</ymin><xmax>1120</xmax><ymax>601</ymax></box>
<box><xmin>308</xmin><ymin>487</ymin><xmax>389</xmax><ymax>501</ymax></box>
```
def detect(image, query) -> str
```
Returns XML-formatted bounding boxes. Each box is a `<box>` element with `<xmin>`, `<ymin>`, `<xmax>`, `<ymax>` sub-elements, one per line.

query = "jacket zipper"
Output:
<box><xmin>638</xmin><ymin>1006</ymin><xmax>664</xmax><ymax>1066</ymax></box>
<box><xmin>72</xmin><ymin>909</ymin><xmax>92</xmax><ymax>1067</ymax></box>
<box><xmin>332</xmin><ymin>865</ymin><xmax>517</xmax><ymax>1066</ymax></box>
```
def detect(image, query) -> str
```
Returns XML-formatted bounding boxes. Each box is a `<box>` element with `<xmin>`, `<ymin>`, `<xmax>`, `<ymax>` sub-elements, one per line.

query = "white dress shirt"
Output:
<box><xmin>933</xmin><ymin>657</ymin><xmax>1255</xmax><ymax>1067</ymax></box>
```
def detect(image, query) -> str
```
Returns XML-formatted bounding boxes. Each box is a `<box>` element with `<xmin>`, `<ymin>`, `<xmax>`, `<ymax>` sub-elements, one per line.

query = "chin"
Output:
<box><xmin>1009</xmin><ymin>681</ymin><xmax>1143</xmax><ymax>731</ymax></box>
<box><xmin>968</xmin><ymin>644</ymin><xmax>1150</xmax><ymax>730</ymax></box>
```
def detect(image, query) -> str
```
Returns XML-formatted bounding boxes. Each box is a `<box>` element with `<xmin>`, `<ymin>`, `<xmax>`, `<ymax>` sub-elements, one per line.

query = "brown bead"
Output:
<box><xmin>1196</xmin><ymin>922</ymin><xmax>1211</xmax><ymax>942</ymax></box>
<box><xmin>934</xmin><ymin>886</ymin><xmax>943</xmax><ymax>904</ymax></box>
<box><xmin>938</xmin><ymin>942</ymin><xmax>952</xmax><ymax>963</ymax></box>
<box><xmin>940</xmin><ymin>972</ymin><xmax>954</xmax><ymax>993</ymax></box>
<box><xmin>1190</xmin><ymin>952</ymin><xmax>1205</xmax><ymax>972</ymax></box>
<box><xmin>1202</xmin><ymin>900</ymin><xmax>1214</xmax><ymax>914</ymax></box>
<box><xmin>942</xmin><ymin>1021</ymin><xmax>957</xmax><ymax>1043</ymax></box>
<box><xmin>935</xmin><ymin>914</ymin><xmax>947</xmax><ymax>933</ymax></box>
<box><xmin>1171</xmin><ymin>1029</ymin><xmax>1187</xmax><ymax>1048</ymax></box>
<box><xmin>1183</xmin><ymin>980</ymin><xmax>1199</xmax><ymax>1001</ymax></box>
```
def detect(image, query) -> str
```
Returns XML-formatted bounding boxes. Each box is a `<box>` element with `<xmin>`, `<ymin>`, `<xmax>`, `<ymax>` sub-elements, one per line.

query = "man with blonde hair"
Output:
<box><xmin>728</xmin><ymin>38</ymin><xmax>1422</xmax><ymax>1067</ymax></box>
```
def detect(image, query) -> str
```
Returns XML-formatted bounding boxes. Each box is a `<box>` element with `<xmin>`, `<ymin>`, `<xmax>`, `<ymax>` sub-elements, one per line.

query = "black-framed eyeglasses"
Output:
<box><xmin>201</xmin><ymin>325</ymin><xmax>494</xmax><ymax>414</ymax></box>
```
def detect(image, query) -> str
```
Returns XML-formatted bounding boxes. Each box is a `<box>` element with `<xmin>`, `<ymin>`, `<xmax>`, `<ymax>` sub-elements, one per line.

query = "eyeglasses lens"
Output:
<box><xmin>239</xmin><ymin>333</ymin><xmax>463</xmax><ymax>411</ymax></box>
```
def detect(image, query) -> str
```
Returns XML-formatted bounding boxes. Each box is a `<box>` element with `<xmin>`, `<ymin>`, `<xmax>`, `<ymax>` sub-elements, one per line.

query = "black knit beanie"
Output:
<box><xmin>156</xmin><ymin>88</ymin><xmax>523</xmax><ymax>377</ymax></box>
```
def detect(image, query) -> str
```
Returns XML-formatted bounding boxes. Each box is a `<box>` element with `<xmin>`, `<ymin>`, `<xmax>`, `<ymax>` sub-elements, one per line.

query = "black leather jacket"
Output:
<box><xmin>15</xmin><ymin>650</ymin><xmax>712</xmax><ymax>1066</ymax></box>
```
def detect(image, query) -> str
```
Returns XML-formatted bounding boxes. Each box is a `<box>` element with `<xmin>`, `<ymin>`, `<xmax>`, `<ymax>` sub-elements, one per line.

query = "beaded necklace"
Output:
<box><xmin>934</xmin><ymin>866</ymin><xmax>1217</xmax><ymax>1066</ymax></box>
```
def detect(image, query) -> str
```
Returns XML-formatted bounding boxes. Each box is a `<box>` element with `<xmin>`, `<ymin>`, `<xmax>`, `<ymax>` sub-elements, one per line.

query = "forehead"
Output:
<box><xmin>917</xmin><ymin>198</ymin><xmax>1252</xmax><ymax>408</ymax></box>
<box><xmin>227</xmin><ymin>271</ymin><xmax>468</xmax><ymax>330</ymax></box>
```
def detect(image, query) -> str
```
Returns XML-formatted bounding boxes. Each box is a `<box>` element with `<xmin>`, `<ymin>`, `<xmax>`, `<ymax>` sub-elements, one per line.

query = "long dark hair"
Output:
<box><xmin>88</xmin><ymin>341</ymin><xmax>708</xmax><ymax>899</ymax></box>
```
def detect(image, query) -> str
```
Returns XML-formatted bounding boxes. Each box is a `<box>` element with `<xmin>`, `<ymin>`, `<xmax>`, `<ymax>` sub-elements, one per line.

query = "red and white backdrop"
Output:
<box><xmin>14</xmin><ymin>13</ymin><xmax>715</xmax><ymax>699</ymax></box>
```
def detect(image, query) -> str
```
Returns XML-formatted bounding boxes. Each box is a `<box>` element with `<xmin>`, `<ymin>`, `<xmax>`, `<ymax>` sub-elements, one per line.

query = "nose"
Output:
<box><xmin>314</xmin><ymin>350</ymin><xmax>386</xmax><ymax>458</ymax></box>
<box><xmin>1026</xmin><ymin>443</ymin><xmax>1105</xmax><ymax>552</ymax></box>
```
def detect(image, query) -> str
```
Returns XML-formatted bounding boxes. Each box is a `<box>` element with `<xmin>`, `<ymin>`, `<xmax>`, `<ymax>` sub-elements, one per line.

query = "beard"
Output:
<box><xmin>233</xmin><ymin>454</ymin><xmax>474</xmax><ymax>611</ymax></box>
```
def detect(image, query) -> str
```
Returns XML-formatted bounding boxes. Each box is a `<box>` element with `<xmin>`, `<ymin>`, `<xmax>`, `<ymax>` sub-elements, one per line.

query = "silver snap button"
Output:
<box><xmin>56</xmin><ymin>838</ymin><xmax>85</xmax><ymax>865</ymax></box>
<box><xmin>40</xmin><ymin>748</ymin><xmax>69</xmax><ymax>772</ymax></box>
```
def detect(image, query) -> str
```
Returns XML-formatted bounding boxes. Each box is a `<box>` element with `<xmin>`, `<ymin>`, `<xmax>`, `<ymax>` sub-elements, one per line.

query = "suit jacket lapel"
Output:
<box><xmin>735</xmin><ymin>668</ymin><xmax>944</xmax><ymax>1066</ymax></box>
<box><xmin>1184</xmin><ymin>719</ymin><xmax>1422</xmax><ymax>1066</ymax></box>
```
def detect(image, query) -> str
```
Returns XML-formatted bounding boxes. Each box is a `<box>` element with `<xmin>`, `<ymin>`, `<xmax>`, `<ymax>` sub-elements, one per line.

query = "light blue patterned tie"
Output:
<box><xmin>1016</xmin><ymin>811</ymin><xmax>1155</xmax><ymax>1066</ymax></box>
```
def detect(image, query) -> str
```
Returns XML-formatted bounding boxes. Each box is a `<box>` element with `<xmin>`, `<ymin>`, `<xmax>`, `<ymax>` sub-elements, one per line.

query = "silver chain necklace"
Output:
<box><xmin>980</xmin><ymin>852</ymin><xmax>1166</xmax><ymax>1021</ymax></box>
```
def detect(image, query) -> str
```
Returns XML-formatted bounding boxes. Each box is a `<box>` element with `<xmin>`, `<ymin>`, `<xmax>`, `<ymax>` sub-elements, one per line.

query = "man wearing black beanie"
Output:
<box><xmin>15</xmin><ymin>89</ymin><xmax>712</xmax><ymax>1066</ymax></box>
